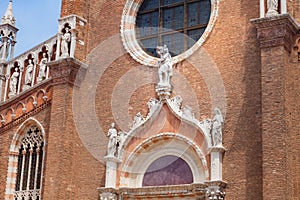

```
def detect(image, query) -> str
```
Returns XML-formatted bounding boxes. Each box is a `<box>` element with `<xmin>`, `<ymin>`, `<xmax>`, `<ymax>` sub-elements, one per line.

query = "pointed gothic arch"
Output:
<box><xmin>5</xmin><ymin>117</ymin><xmax>46</xmax><ymax>200</ymax></box>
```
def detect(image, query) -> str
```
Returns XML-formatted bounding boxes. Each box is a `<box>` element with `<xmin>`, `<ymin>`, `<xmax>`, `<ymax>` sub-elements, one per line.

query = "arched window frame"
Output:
<box><xmin>5</xmin><ymin>118</ymin><xmax>47</xmax><ymax>200</ymax></box>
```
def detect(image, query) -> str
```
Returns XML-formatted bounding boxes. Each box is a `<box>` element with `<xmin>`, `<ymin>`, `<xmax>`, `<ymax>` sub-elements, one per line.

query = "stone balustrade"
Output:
<box><xmin>1</xmin><ymin>35</ymin><xmax>57</xmax><ymax>102</ymax></box>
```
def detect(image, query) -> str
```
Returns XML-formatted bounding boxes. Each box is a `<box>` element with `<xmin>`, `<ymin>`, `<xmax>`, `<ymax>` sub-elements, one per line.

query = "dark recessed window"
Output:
<box><xmin>142</xmin><ymin>155</ymin><xmax>193</xmax><ymax>186</ymax></box>
<box><xmin>136</xmin><ymin>0</ymin><xmax>211</xmax><ymax>56</ymax></box>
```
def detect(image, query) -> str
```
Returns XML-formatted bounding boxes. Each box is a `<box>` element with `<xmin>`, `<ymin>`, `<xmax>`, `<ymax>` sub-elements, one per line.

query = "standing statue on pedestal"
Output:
<box><xmin>37</xmin><ymin>53</ymin><xmax>48</xmax><ymax>83</ymax></box>
<box><xmin>24</xmin><ymin>59</ymin><xmax>34</xmax><ymax>86</ymax></box>
<box><xmin>107</xmin><ymin>122</ymin><xmax>118</xmax><ymax>157</ymax></box>
<box><xmin>9</xmin><ymin>68</ymin><xmax>19</xmax><ymax>96</ymax></box>
<box><xmin>155</xmin><ymin>45</ymin><xmax>173</xmax><ymax>99</ymax></box>
<box><xmin>211</xmin><ymin>108</ymin><xmax>224</xmax><ymax>147</ymax></box>
<box><xmin>157</xmin><ymin>45</ymin><xmax>172</xmax><ymax>87</ymax></box>
<box><xmin>266</xmin><ymin>0</ymin><xmax>278</xmax><ymax>16</ymax></box>
<box><xmin>61</xmin><ymin>27</ymin><xmax>71</xmax><ymax>58</ymax></box>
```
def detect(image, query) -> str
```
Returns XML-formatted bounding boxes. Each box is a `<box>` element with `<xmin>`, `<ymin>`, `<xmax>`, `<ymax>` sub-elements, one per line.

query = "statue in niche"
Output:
<box><xmin>37</xmin><ymin>53</ymin><xmax>48</xmax><ymax>83</ymax></box>
<box><xmin>9</xmin><ymin>68</ymin><xmax>19</xmax><ymax>95</ymax></box>
<box><xmin>61</xmin><ymin>27</ymin><xmax>71</xmax><ymax>57</ymax></box>
<box><xmin>211</xmin><ymin>108</ymin><xmax>224</xmax><ymax>147</ymax></box>
<box><xmin>107</xmin><ymin>122</ymin><xmax>118</xmax><ymax>157</ymax></box>
<box><xmin>24</xmin><ymin>59</ymin><xmax>34</xmax><ymax>86</ymax></box>
<box><xmin>156</xmin><ymin>45</ymin><xmax>172</xmax><ymax>87</ymax></box>
<box><xmin>267</xmin><ymin>0</ymin><xmax>278</xmax><ymax>16</ymax></box>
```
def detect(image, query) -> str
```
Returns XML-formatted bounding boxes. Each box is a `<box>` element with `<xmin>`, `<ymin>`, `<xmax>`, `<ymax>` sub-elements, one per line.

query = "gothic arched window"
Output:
<box><xmin>136</xmin><ymin>0</ymin><xmax>211</xmax><ymax>56</ymax></box>
<box><xmin>14</xmin><ymin>125</ymin><xmax>44</xmax><ymax>200</ymax></box>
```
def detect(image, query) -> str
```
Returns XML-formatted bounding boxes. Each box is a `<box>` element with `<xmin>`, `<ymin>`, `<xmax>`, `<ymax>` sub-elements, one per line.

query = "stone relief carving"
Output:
<box><xmin>210</xmin><ymin>108</ymin><xmax>224</xmax><ymax>147</ymax></box>
<box><xmin>61</xmin><ymin>27</ymin><xmax>71</xmax><ymax>58</ymax></box>
<box><xmin>37</xmin><ymin>53</ymin><xmax>47</xmax><ymax>83</ymax></box>
<box><xmin>156</xmin><ymin>45</ymin><xmax>173</xmax><ymax>99</ymax></box>
<box><xmin>206</xmin><ymin>186</ymin><xmax>226</xmax><ymax>200</ymax></box>
<box><xmin>100</xmin><ymin>192</ymin><xmax>117</xmax><ymax>200</ymax></box>
<box><xmin>147</xmin><ymin>98</ymin><xmax>159</xmax><ymax>116</ymax></box>
<box><xmin>169</xmin><ymin>95</ymin><xmax>183</xmax><ymax>112</ymax></box>
<box><xmin>9</xmin><ymin>67</ymin><xmax>19</xmax><ymax>97</ymax></box>
<box><xmin>266</xmin><ymin>0</ymin><xmax>278</xmax><ymax>17</ymax></box>
<box><xmin>132</xmin><ymin>112</ymin><xmax>144</xmax><ymax>128</ymax></box>
<box><xmin>107</xmin><ymin>122</ymin><xmax>118</xmax><ymax>157</ymax></box>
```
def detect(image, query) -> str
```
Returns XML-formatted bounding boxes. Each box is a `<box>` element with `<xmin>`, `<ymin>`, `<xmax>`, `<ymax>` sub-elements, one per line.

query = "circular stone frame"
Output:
<box><xmin>120</xmin><ymin>0</ymin><xmax>219</xmax><ymax>67</ymax></box>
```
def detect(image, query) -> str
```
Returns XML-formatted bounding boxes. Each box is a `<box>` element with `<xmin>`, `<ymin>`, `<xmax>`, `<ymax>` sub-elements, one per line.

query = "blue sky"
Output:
<box><xmin>0</xmin><ymin>0</ymin><xmax>61</xmax><ymax>56</ymax></box>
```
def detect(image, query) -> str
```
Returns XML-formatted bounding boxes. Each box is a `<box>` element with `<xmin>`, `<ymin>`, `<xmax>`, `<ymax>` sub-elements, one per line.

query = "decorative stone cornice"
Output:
<box><xmin>47</xmin><ymin>58</ymin><xmax>87</xmax><ymax>86</ymax></box>
<box><xmin>251</xmin><ymin>14</ymin><xmax>299</xmax><ymax>52</ymax></box>
<box><xmin>98</xmin><ymin>183</ymin><xmax>207</xmax><ymax>199</ymax></box>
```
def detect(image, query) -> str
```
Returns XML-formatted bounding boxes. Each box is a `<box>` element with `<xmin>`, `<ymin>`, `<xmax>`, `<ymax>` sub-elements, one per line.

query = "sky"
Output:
<box><xmin>0</xmin><ymin>0</ymin><xmax>61</xmax><ymax>56</ymax></box>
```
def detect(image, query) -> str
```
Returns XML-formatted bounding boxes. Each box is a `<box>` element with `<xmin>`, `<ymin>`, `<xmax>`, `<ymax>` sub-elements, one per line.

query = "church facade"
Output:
<box><xmin>0</xmin><ymin>0</ymin><xmax>299</xmax><ymax>199</ymax></box>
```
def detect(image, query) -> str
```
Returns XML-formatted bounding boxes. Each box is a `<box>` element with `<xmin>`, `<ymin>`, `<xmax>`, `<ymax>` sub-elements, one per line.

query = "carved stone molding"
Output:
<box><xmin>205</xmin><ymin>181</ymin><xmax>227</xmax><ymax>200</ymax></box>
<box><xmin>47</xmin><ymin>57</ymin><xmax>87</xmax><ymax>86</ymax></box>
<box><xmin>251</xmin><ymin>14</ymin><xmax>299</xmax><ymax>52</ymax></box>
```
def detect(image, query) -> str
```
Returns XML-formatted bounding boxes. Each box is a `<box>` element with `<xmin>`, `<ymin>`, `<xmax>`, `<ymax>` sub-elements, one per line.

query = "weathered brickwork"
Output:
<box><xmin>0</xmin><ymin>0</ymin><xmax>300</xmax><ymax>200</ymax></box>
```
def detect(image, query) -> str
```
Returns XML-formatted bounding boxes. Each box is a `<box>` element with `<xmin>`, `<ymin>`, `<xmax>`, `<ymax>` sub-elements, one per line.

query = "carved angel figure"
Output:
<box><xmin>211</xmin><ymin>108</ymin><xmax>224</xmax><ymax>146</ymax></box>
<box><xmin>107</xmin><ymin>122</ymin><xmax>118</xmax><ymax>157</ymax></box>
<box><xmin>156</xmin><ymin>45</ymin><xmax>172</xmax><ymax>87</ymax></box>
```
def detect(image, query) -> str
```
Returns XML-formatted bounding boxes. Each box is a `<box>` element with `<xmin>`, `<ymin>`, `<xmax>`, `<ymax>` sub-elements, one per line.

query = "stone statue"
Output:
<box><xmin>9</xmin><ymin>68</ymin><xmax>19</xmax><ymax>95</ymax></box>
<box><xmin>267</xmin><ymin>0</ymin><xmax>278</xmax><ymax>16</ymax></box>
<box><xmin>107</xmin><ymin>122</ymin><xmax>118</xmax><ymax>157</ymax></box>
<box><xmin>156</xmin><ymin>45</ymin><xmax>172</xmax><ymax>87</ymax></box>
<box><xmin>132</xmin><ymin>112</ymin><xmax>144</xmax><ymax>128</ymax></box>
<box><xmin>211</xmin><ymin>108</ymin><xmax>224</xmax><ymax>147</ymax></box>
<box><xmin>61</xmin><ymin>27</ymin><xmax>71</xmax><ymax>57</ymax></box>
<box><xmin>24</xmin><ymin>59</ymin><xmax>34</xmax><ymax>85</ymax></box>
<box><xmin>37</xmin><ymin>53</ymin><xmax>48</xmax><ymax>83</ymax></box>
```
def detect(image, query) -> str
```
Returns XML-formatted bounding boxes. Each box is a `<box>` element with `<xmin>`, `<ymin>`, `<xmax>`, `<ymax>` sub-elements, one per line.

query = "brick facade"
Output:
<box><xmin>0</xmin><ymin>0</ymin><xmax>300</xmax><ymax>199</ymax></box>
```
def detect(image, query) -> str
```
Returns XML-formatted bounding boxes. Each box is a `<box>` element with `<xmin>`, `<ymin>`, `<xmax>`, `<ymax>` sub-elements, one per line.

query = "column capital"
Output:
<box><xmin>251</xmin><ymin>14</ymin><xmax>299</xmax><ymax>52</ymax></box>
<box><xmin>205</xmin><ymin>181</ymin><xmax>227</xmax><ymax>200</ymax></box>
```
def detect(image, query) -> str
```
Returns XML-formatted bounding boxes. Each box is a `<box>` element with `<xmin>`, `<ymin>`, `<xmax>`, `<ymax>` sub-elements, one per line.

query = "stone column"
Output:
<box><xmin>210</xmin><ymin>146</ymin><xmax>225</xmax><ymax>181</ymax></box>
<box><xmin>104</xmin><ymin>156</ymin><xmax>121</xmax><ymax>188</ymax></box>
<box><xmin>252</xmin><ymin>14</ymin><xmax>298</xmax><ymax>200</ymax></box>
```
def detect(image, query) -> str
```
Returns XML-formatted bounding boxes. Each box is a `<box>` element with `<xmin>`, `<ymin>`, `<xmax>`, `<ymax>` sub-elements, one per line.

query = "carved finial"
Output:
<box><xmin>1</xmin><ymin>0</ymin><xmax>16</xmax><ymax>26</ymax></box>
<box><xmin>155</xmin><ymin>45</ymin><xmax>173</xmax><ymax>100</ymax></box>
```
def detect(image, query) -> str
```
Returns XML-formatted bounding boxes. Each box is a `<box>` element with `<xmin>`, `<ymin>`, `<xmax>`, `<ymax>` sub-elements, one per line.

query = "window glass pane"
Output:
<box><xmin>141</xmin><ymin>37</ymin><xmax>158</xmax><ymax>56</ymax></box>
<box><xmin>188</xmin><ymin>2</ymin><xmax>199</xmax><ymax>27</ymax></box>
<box><xmin>162</xmin><ymin>6</ymin><xmax>184</xmax><ymax>31</ymax></box>
<box><xmin>200</xmin><ymin>0</ymin><xmax>211</xmax><ymax>24</ymax></box>
<box><xmin>162</xmin><ymin>0</ymin><xmax>184</xmax><ymax>6</ymax></box>
<box><xmin>142</xmin><ymin>155</ymin><xmax>193</xmax><ymax>186</ymax></box>
<box><xmin>140</xmin><ymin>0</ymin><xmax>159</xmax><ymax>11</ymax></box>
<box><xmin>187</xmin><ymin>28</ymin><xmax>205</xmax><ymax>48</ymax></box>
<box><xmin>137</xmin><ymin>12</ymin><xmax>159</xmax><ymax>37</ymax></box>
<box><xmin>162</xmin><ymin>32</ymin><xmax>184</xmax><ymax>56</ymax></box>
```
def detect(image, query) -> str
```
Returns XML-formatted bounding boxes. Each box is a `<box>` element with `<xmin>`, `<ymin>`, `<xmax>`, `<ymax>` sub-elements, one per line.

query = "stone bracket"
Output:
<box><xmin>251</xmin><ymin>14</ymin><xmax>299</xmax><ymax>53</ymax></box>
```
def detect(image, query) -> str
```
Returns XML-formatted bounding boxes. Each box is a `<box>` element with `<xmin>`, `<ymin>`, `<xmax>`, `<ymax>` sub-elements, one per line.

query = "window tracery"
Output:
<box><xmin>14</xmin><ymin>125</ymin><xmax>44</xmax><ymax>200</ymax></box>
